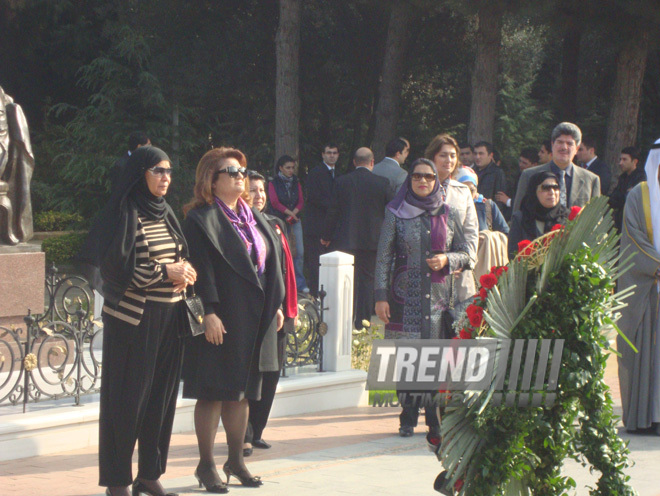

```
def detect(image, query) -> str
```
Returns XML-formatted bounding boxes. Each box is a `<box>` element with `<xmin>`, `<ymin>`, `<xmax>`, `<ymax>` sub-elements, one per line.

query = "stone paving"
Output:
<box><xmin>1</xmin><ymin>352</ymin><xmax>659</xmax><ymax>496</ymax></box>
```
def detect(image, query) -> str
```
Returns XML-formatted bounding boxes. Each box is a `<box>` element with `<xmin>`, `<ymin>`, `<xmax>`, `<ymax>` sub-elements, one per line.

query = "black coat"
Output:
<box><xmin>181</xmin><ymin>203</ymin><xmax>285</xmax><ymax>398</ymax></box>
<box><xmin>322</xmin><ymin>167</ymin><xmax>391</xmax><ymax>252</ymax></box>
<box><xmin>609</xmin><ymin>167</ymin><xmax>646</xmax><ymax>232</ymax></box>
<box><xmin>474</xmin><ymin>161</ymin><xmax>506</xmax><ymax>208</ymax></box>
<box><xmin>302</xmin><ymin>163</ymin><xmax>338</xmax><ymax>238</ymax></box>
<box><xmin>585</xmin><ymin>157</ymin><xmax>612</xmax><ymax>195</ymax></box>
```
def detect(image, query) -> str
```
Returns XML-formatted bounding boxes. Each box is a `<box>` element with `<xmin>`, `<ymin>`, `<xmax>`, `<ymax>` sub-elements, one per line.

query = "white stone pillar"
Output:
<box><xmin>319</xmin><ymin>251</ymin><xmax>354</xmax><ymax>372</ymax></box>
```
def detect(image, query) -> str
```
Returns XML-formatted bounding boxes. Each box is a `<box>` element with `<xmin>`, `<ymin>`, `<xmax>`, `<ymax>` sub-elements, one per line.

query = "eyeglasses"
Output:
<box><xmin>411</xmin><ymin>172</ymin><xmax>437</xmax><ymax>182</ymax></box>
<box><xmin>216</xmin><ymin>166</ymin><xmax>247</xmax><ymax>179</ymax></box>
<box><xmin>539</xmin><ymin>184</ymin><xmax>560</xmax><ymax>192</ymax></box>
<box><xmin>147</xmin><ymin>166</ymin><xmax>173</xmax><ymax>177</ymax></box>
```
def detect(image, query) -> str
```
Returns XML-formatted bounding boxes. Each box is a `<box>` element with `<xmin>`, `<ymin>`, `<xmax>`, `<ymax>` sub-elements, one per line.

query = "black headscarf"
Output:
<box><xmin>387</xmin><ymin>158</ymin><xmax>444</xmax><ymax>218</ymax></box>
<box><xmin>520</xmin><ymin>171</ymin><xmax>569</xmax><ymax>236</ymax></box>
<box><xmin>78</xmin><ymin>146</ymin><xmax>188</xmax><ymax>307</ymax></box>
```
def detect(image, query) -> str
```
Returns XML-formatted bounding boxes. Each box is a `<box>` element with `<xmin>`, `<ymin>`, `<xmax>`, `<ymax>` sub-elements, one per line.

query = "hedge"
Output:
<box><xmin>41</xmin><ymin>232</ymin><xmax>87</xmax><ymax>265</ymax></box>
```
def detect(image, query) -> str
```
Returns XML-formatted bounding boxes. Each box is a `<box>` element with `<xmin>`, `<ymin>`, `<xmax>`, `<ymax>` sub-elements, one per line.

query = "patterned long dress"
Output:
<box><xmin>375</xmin><ymin>204</ymin><xmax>474</xmax><ymax>340</ymax></box>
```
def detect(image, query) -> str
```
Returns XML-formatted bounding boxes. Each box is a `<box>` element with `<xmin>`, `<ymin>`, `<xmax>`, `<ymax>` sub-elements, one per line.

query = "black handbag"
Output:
<box><xmin>182</xmin><ymin>287</ymin><xmax>206</xmax><ymax>337</ymax></box>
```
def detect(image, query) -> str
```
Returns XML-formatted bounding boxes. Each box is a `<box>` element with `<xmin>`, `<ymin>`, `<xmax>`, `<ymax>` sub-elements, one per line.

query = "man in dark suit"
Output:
<box><xmin>577</xmin><ymin>136</ymin><xmax>612</xmax><ymax>195</ymax></box>
<box><xmin>372</xmin><ymin>137</ymin><xmax>409</xmax><ymax>197</ymax></box>
<box><xmin>322</xmin><ymin>147</ymin><xmax>390</xmax><ymax>329</ymax></box>
<box><xmin>513</xmin><ymin>122</ymin><xmax>600</xmax><ymax>213</ymax></box>
<box><xmin>609</xmin><ymin>146</ymin><xmax>646</xmax><ymax>232</ymax></box>
<box><xmin>473</xmin><ymin>141</ymin><xmax>506</xmax><ymax>210</ymax></box>
<box><xmin>302</xmin><ymin>143</ymin><xmax>340</xmax><ymax>297</ymax></box>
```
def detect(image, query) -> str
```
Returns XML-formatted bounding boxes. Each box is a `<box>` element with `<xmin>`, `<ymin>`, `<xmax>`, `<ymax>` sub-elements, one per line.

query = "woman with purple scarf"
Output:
<box><xmin>374</xmin><ymin>158</ymin><xmax>476</xmax><ymax>439</ymax></box>
<box><xmin>182</xmin><ymin>148</ymin><xmax>285</xmax><ymax>492</ymax></box>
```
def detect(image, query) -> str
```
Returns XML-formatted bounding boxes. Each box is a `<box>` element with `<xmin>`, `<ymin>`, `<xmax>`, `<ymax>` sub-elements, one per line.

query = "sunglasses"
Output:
<box><xmin>147</xmin><ymin>166</ymin><xmax>173</xmax><ymax>177</ymax></box>
<box><xmin>539</xmin><ymin>184</ymin><xmax>560</xmax><ymax>192</ymax></box>
<box><xmin>216</xmin><ymin>166</ymin><xmax>247</xmax><ymax>179</ymax></box>
<box><xmin>411</xmin><ymin>172</ymin><xmax>437</xmax><ymax>182</ymax></box>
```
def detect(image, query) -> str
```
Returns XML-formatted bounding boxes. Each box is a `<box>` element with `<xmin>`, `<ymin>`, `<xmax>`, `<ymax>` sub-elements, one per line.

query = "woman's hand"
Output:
<box><xmin>276</xmin><ymin>309</ymin><xmax>285</xmax><ymax>331</ymax></box>
<box><xmin>165</xmin><ymin>261</ymin><xmax>198</xmax><ymax>286</ymax></box>
<box><xmin>376</xmin><ymin>301</ymin><xmax>390</xmax><ymax>325</ymax></box>
<box><xmin>426</xmin><ymin>254</ymin><xmax>448</xmax><ymax>272</ymax></box>
<box><xmin>203</xmin><ymin>313</ymin><xmax>226</xmax><ymax>345</ymax></box>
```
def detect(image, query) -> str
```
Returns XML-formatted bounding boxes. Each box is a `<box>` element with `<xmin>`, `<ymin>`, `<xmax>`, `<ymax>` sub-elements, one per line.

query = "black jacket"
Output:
<box><xmin>182</xmin><ymin>203</ymin><xmax>285</xmax><ymax>393</ymax></box>
<box><xmin>302</xmin><ymin>163</ymin><xmax>338</xmax><ymax>237</ymax></box>
<box><xmin>322</xmin><ymin>167</ymin><xmax>391</xmax><ymax>252</ymax></box>
<box><xmin>609</xmin><ymin>167</ymin><xmax>646</xmax><ymax>232</ymax></box>
<box><xmin>474</xmin><ymin>161</ymin><xmax>506</xmax><ymax>208</ymax></box>
<box><xmin>585</xmin><ymin>157</ymin><xmax>612</xmax><ymax>195</ymax></box>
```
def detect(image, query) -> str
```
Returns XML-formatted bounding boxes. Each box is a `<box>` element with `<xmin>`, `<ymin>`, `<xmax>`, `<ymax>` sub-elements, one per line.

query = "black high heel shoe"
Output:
<box><xmin>222</xmin><ymin>461</ymin><xmax>262</xmax><ymax>487</ymax></box>
<box><xmin>131</xmin><ymin>479</ymin><xmax>177</xmax><ymax>496</ymax></box>
<box><xmin>194</xmin><ymin>464</ymin><xmax>229</xmax><ymax>494</ymax></box>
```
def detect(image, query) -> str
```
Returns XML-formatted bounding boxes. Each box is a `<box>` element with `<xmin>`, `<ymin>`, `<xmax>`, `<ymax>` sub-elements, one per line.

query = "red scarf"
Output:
<box><xmin>274</xmin><ymin>223</ymin><xmax>298</xmax><ymax>318</ymax></box>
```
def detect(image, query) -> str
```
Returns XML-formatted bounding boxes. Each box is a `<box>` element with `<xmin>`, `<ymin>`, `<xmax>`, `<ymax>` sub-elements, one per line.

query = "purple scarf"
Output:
<box><xmin>387</xmin><ymin>159</ymin><xmax>445</xmax><ymax>219</ymax></box>
<box><xmin>215</xmin><ymin>196</ymin><xmax>267</xmax><ymax>276</ymax></box>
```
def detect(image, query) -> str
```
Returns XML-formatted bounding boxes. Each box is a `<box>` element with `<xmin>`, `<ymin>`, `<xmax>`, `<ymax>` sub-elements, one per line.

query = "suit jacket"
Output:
<box><xmin>474</xmin><ymin>161</ymin><xmax>506</xmax><ymax>203</ymax></box>
<box><xmin>322</xmin><ymin>167</ymin><xmax>391</xmax><ymax>252</ymax></box>
<box><xmin>585</xmin><ymin>157</ymin><xmax>611</xmax><ymax>195</ymax></box>
<box><xmin>512</xmin><ymin>162</ymin><xmax>600</xmax><ymax>213</ymax></box>
<box><xmin>302</xmin><ymin>163</ymin><xmax>338</xmax><ymax>237</ymax></box>
<box><xmin>372</xmin><ymin>157</ymin><xmax>407</xmax><ymax>197</ymax></box>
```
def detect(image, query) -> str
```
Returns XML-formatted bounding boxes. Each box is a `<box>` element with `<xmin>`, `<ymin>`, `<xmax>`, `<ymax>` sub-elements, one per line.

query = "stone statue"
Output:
<box><xmin>0</xmin><ymin>86</ymin><xmax>34</xmax><ymax>245</ymax></box>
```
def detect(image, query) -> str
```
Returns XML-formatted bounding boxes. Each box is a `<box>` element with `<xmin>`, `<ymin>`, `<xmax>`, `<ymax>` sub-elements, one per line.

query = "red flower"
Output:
<box><xmin>479</xmin><ymin>287</ymin><xmax>488</xmax><ymax>300</ymax></box>
<box><xmin>551</xmin><ymin>223</ymin><xmax>563</xmax><ymax>231</ymax></box>
<box><xmin>490</xmin><ymin>265</ymin><xmax>498</xmax><ymax>274</ymax></box>
<box><xmin>569</xmin><ymin>206</ymin><xmax>582</xmax><ymax>221</ymax></box>
<box><xmin>455</xmin><ymin>479</ymin><xmax>464</xmax><ymax>491</ymax></box>
<box><xmin>479</xmin><ymin>273</ymin><xmax>498</xmax><ymax>290</ymax></box>
<box><xmin>517</xmin><ymin>239</ymin><xmax>533</xmax><ymax>256</ymax></box>
<box><xmin>466</xmin><ymin>304</ymin><xmax>484</xmax><ymax>327</ymax></box>
<box><xmin>459</xmin><ymin>328</ymin><xmax>472</xmax><ymax>339</ymax></box>
<box><xmin>495</xmin><ymin>266</ymin><xmax>506</xmax><ymax>277</ymax></box>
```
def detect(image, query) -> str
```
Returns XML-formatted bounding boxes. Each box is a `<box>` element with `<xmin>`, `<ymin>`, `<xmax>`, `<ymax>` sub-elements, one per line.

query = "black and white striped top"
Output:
<box><xmin>103</xmin><ymin>216</ymin><xmax>183</xmax><ymax>325</ymax></box>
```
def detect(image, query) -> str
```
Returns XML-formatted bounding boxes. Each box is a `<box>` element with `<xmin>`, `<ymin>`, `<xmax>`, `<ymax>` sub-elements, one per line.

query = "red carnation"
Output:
<box><xmin>517</xmin><ymin>239</ymin><xmax>533</xmax><ymax>256</ymax></box>
<box><xmin>495</xmin><ymin>266</ymin><xmax>506</xmax><ymax>277</ymax></box>
<box><xmin>455</xmin><ymin>479</ymin><xmax>464</xmax><ymax>491</ymax></box>
<box><xmin>569</xmin><ymin>206</ymin><xmax>582</xmax><ymax>221</ymax></box>
<box><xmin>479</xmin><ymin>287</ymin><xmax>488</xmax><ymax>300</ymax></box>
<box><xmin>459</xmin><ymin>328</ymin><xmax>472</xmax><ymax>339</ymax></box>
<box><xmin>466</xmin><ymin>304</ymin><xmax>484</xmax><ymax>327</ymax></box>
<box><xmin>479</xmin><ymin>273</ymin><xmax>498</xmax><ymax>290</ymax></box>
<box><xmin>551</xmin><ymin>223</ymin><xmax>563</xmax><ymax>231</ymax></box>
<box><xmin>490</xmin><ymin>265</ymin><xmax>498</xmax><ymax>274</ymax></box>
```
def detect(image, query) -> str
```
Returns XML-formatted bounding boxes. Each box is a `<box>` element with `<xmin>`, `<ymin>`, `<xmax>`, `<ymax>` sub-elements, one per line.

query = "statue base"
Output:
<box><xmin>0</xmin><ymin>244</ymin><xmax>44</xmax><ymax>329</ymax></box>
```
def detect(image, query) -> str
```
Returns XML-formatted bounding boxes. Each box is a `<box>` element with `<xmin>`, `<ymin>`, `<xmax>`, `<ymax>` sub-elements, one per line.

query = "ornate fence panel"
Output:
<box><xmin>0</xmin><ymin>264</ymin><xmax>103</xmax><ymax>410</ymax></box>
<box><xmin>283</xmin><ymin>290</ymin><xmax>326</xmax><ymax>372</ymax></box>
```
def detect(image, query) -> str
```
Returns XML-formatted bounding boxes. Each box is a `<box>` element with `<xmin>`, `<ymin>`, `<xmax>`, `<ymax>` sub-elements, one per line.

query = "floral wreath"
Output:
<box><xmin>435</xmin><ymin>199</ymin><xmax>636</xmax><ymax>496</ymax></box>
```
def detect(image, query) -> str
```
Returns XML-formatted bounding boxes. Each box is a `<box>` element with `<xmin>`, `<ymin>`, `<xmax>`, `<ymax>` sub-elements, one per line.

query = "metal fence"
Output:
<box><xmin>0</xmin><ymin>264</ymin><xmax>325</xmax><ymax>411</ymax></box>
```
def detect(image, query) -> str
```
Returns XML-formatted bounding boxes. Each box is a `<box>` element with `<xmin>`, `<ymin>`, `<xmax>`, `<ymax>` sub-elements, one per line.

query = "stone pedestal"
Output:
<box><xmin>0</xmin><ymin>244</ymin><xmax>45</xmax><ymax>329</ymax></box>
<box><xmin>319</xmin><ymin>250</ymin><xmax>354</xmax><ymax>372</ymax></box>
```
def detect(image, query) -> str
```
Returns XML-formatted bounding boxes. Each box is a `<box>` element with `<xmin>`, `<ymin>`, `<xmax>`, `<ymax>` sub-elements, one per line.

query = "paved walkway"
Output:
<box><xmin>1</xmin><ymin>354</ymin><xmax>659</xmax><ymax>496</ymax></box>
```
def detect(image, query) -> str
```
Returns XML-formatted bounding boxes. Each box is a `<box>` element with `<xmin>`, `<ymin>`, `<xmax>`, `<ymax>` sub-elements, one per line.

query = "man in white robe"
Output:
<box><xmin>617</xmin><ymin>138</ymin><xmax>660</xmax><ymax>432</ymax></box>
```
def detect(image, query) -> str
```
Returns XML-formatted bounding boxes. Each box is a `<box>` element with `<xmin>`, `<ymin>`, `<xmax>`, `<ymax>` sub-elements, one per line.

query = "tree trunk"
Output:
<box><xmin>559</xmin><ymin>27</ymin><xmax>581</xmax><ymax>122</ymax></box>
<box><xmin>467</xmin><ymin>6</ymin><xmax>502</xmax><ymax>145</ymax></box>
<box><xmin>275</xmin><ymin>0</ymin><xmax>301</xmax><ymax>170</ymax></box>
<box><xmin>604</xmin><ymin>29</ymin><xmax>649</xmax><ymax>188</ymax></box>
<box><xmin>370</xmin><ymin>2</ymin><xmax>414</xmax><ymax>162</ymax></box>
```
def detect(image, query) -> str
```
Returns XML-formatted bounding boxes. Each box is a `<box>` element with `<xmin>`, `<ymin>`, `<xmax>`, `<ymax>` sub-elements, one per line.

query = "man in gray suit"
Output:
<box><xmin>373</xmin><ymin>137</ymin><xmax>409</xmax><ymax>197</ymax></box>
<box><xmin>513</xmin><ymin>122</ymin><xmax>600</xmax><ymax>212</ymax></box>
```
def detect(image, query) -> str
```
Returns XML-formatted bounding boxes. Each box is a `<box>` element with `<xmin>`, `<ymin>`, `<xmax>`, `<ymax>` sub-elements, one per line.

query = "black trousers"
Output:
<box><xmin>350</xmin><ymin>249</ymin><xmax>377</xmax><ymax>329</ymax></box>
<box><xmin>398</xmin><ymin>390</ymin><xmax>440</xmax><ymax>429</ymax></box>
<box><xmin>245</xmin><ymin>329</ymin><xmax>287</xmax><ymax>443</ymax></box>
<box><xmin>99</xmin><ymin>301</ymin><xmax>183</xmax><ymax>487</ymax></box>
<box><xmin>303</xmin><ymin>235</ymin><xmax>327</xmax><ymax>297</ymax></box>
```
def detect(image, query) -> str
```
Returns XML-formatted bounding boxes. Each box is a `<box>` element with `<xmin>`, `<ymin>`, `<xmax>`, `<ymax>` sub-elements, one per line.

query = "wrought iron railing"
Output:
<box><xmin>0</xmin><ymin>264</ymin><xmax>326</xmax><ymax>410</ymax></box>
<box><xmin>0</xmin><ymin>264</ymin><xmax>102</xmax><ymax>411</ymax></box>
<box><xmin>283</xmin><ymin>288</ymin><xmax>326</xmax><ymax>372</ymax></box>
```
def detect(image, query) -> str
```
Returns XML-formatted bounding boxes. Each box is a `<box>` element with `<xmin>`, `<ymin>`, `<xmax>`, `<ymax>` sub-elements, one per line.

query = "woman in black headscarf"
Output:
<box><xmin>374</xmin><ymin>158</ymin><xmax>475</xmax><ymax>438</ymax></box>
<box><xmin>508</xmin><ymin>171</ymin><xmax>569</xmax><ymax>257</ymax></box>
<box><xmin>84</xmin><ymin>146</ymin><xmax>197</xmax><ymax>496</ymax></box>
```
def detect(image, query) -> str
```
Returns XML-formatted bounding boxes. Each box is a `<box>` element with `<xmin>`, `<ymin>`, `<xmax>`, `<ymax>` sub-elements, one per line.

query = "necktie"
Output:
<box><xmin>559</xmin><ymin>170</ymin><xmax>567</xmax><ymax>207</ymax></box>
<box><xmin>330</xmin><ymin>169</ymin><xmax>334</xmax><ymax>179</ymax></box>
